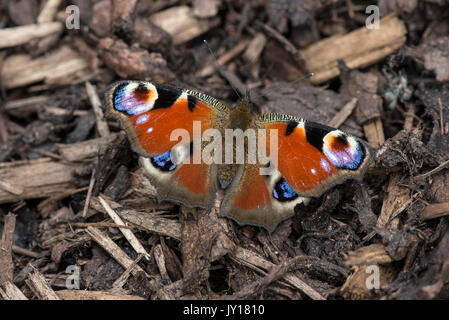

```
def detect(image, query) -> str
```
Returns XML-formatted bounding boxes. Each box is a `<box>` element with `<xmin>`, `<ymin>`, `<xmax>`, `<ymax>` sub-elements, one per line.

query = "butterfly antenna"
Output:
<box><xmin>203</xmin><ymin>40</ymin><xmax>242</xmax><ymax>100</ymax></box>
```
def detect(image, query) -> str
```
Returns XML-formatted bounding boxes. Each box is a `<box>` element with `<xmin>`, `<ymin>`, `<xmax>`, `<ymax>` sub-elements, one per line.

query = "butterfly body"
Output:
<box><xmin>104</xmin><ymin>80</ymin><xmax>374</xmax><ymax>231</ymax></box>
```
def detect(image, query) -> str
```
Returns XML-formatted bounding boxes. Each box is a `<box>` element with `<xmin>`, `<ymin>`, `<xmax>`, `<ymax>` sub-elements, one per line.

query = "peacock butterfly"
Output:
<box><xmin>103</xmin><ymin>80</ymin><xmax>374</xmax><ymax>231</ymax></box>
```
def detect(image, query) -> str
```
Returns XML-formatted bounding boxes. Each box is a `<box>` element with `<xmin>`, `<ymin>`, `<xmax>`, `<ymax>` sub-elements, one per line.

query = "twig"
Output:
<box><xmin>85</xmin><ymin>81</ymin><xmax>110</xmax><ymax>137</ymax></box>
<box><xmin>99</xmin><ymin>196</ymin><xmax>151</xmax><ymax>261</ymax></box>
<box><xmin>83</xmin><ymin>168</ymin><xmax>96</xmax><ymax>217</ymax></box>
<box><xmin>328</xmin><ymin>97</ymin><xmax>358</xmax><ymax>128</ymax></box>
<box><xmin>438</xmin><ymin>98</ymin><xmax>444</xmax><ymax>136</ymax></box>
<box><xmin>230</xmin><ymin>247</ymin><xmax>325</xmax><ymax>300</ymax></box>
<box><xmin>414</xmin><ymin>158</ymin><xmax>449</xmax><ymax>180</ymax></box>
<box><xmin>111</xmin><ymin>253</ymin><xmax>145</xmax><ymax>292</ymax></box>
<box><xmin>12</xmin><ymin>245</ymin><xmax>43</xmax><ymax>259</ymax></box>
<box><xmin>86</xmin><ymin>226</ymin><xmax>146</xmax><ymax>276</ymax></box>
<box><xmin>198</xmin><ymin>40</ymin><xmax>250</xmax><ymax>77</ymax></box>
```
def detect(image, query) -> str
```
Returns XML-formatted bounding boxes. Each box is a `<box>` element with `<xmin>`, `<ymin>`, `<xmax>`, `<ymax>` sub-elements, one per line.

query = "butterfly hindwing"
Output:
<box><xmin>221</xmin><ymin>162</ymin><xmax>308</xmax><ymax>231</ymax></box>
<box><xmin>104</xmin><ymin>80</ymin><xmax>229</xmax><ymax>208</ymax></box>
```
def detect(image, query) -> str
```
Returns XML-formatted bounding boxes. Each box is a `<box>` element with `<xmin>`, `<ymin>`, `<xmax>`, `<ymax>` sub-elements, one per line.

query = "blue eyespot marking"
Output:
<box><xmin>273</xmin><ymin>178</ymin><xmax>298</xmax><ymax>202</ymax></box>
<box><xmin>151</xmin><ymin>150</ymin><xmax>177</xmax><ymax>172</ymax></box>
<box><xmin>113</xmin><ymin>85</ymin><xmax>127</xmax><ymax>112</ymax></box>
<box><xmin>113</xmin><ymin>83</ymin><xmax>152</xmax><ymax>116</ymax></box>
<box><xmin>328</xmin><ymin>144</ymin><xmax>363</xmax><ymax>170</ymax></box>
<box><xmin>324</xmin><ymin>138</ymin><xmax>365</xmax><ymax>171</ymax></box>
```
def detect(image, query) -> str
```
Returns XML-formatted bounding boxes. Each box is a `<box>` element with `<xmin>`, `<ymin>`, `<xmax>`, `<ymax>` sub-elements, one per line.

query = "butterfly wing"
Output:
<box><xmin>221</xmin><ymin>113</ymin><xmax>374</xmax><ymax>231</ymax></box>
<box><xmin>104</xmin><ymin>80</ymin><xmax>229</xmax><ymax>208</ymax></box>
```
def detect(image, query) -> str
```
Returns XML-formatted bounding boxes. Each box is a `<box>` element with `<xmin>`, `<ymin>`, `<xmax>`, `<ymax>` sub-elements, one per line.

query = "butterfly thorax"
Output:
<box><xmin>228</xmin><ymin>97</ymin><xmax>255</xmax><ymax>130</ymax></box>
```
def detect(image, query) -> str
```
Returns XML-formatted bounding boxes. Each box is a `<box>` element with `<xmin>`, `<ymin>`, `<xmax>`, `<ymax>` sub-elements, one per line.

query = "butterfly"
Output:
<box><xmin>104</xmin><ymin>80</ymin><xmax>374</xmax><ymax>231</ymax></box>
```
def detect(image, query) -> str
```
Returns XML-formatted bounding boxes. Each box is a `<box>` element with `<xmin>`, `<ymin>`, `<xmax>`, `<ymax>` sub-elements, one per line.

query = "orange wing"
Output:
<box><xmin>221</xmin><ymin>113</ymin><xmax>373</xmax><ymax>231</ymax></box>
<box><xmin>104</xmin><ymin>81</ymin><xmax>229</xmax><ymax>208</ymax></box>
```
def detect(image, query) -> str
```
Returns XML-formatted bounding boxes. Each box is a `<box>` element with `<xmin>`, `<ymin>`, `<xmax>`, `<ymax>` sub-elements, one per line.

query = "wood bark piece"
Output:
<box><xmin>0</xmin><ymin>22</ymin><xmax>63</xmax><ymax>49</ymax></box>
<box><xmin>37</xmin><ymin>0</ymin><xmax>62</xmax><ymax>23</ymax></box>
<box><xmin>300</xmin><ymin>15</ymin><xmax>406</xmax><ymax>84</ymax></box>
<box><xmin>0</xmin><ymin>179</ymin><xmax>24</xmax><ymax>196</ymax></box>
<box><xmin>154</xmin><ymin>244</ymin><xmax>170</xmax><ymax>282</ymax></box>
<box><xmin>57</xmin><ymin>133</ymin><xmax>119</xmax><ymax>162</ymax></box>
<box><xmin>26</xmin><ymin>268</ymin><xmax>60</xmax><ymax>300</ymax></box>
<box><xmin>1</xmin><ymin>46</ymin><xmax>89</xmax><ymax>89</ymax></box>
<box><xmin>421</xmin><ymin>202</ymin><xmax>449</xmax><ymax>221</ymax></box>
<box><xmin>363</xmin><ymin>118</ymin><xmax>385</xmax><ymax>148</ymax></box>
<box><xmin>150</xmin><ymin>6</ymin><xmax>221</xmax><ymax>44</ymax></box>
<box><xmin>56</xmin><ymin>290</ymin><xmax>144</xmax><ymax>300</ymax></box>
<box><xmin>243</xmin><ymin>33</ymin><xmax>267</xmax><ymax>63</ymax></box>
<box><xmin>341</xmin><ymin>244</ymin><xmax>396</xmax><ymax>299</ymax></box>
<box><xmin>377</xmin><ymin>172</ymin><xmax>409</xmax><ymax>230</ymax></box>
<box><xmin>0</xmin><ymin>281</ymin><xmax>28</xmax><ymax>300</ymax></box>
<box><xmin>377</xmin><ymin>107</ymin><xmax>418</xmax><ymax>230</ymax></box>
<box><xmin>0</xmin><ymin>214</ymin><xmax>16</xmax><ymax>285</ymax></box>
<box><xmin>0</xmin><ymin>159</ymin><xmax>80</xmax><ymax>203</ymax></box>
<box><xmin>90</xmin><ymin>196</ymin><xmax>181</xmax><ymax>240</ymax></box>
<box><xmin>344</xmin><ymin>243</ymin><xmax>393</xmax><ymax>266</ymax></box>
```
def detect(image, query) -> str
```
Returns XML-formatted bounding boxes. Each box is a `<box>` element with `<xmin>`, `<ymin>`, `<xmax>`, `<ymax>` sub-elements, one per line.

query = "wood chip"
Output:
<box><xmin>154</xmin><ymin>244</ymin><xmax>170</xmax><ymax>282</ymax></box>
<box><xmin>57</xmin><ymin>133</ymin><xmax>119</xmax><ymax>162</ymax></box>
<box><xmin>421</xmin><ymin>202</ymin><xmax>449</xmax><ymax>221</ymax></box>
<box><xmin>377</xmin><ymin>171</ymin><xmax>409</xmax><ymax>230</ymax></box>
<box><xmin>344</xmin><ymin>244</ymin><xmax>393</xmax><ymax>266</ymax></box>
<box><xmin>111</xmin><ymin>253</ymin><xmax>145</xmax><ymax>292</ymax></box>
<box><xmin>0</xmin><ymin>22</ymin><xmax>63</xmax><ymax>49</ymax></box>
<box><xmin>56</xmin><ymin>290</ymin><xmax>144</xmax><ymax>300</ymax></box>
<box><xmin>0</xmin><ymin>281</ymin><xmax>28</xmax><ymax>300</ymax></box>
<box><xmin>0</xmin><ymin>159</ymin><xmax>81</xmax><ymax>204</ymax></box>
<box><xmin>5</xmin><ymin>95</ymin><xmax>50</xmax><ymax>112</ymax></box>
<box><xmin>0</xmin><ymin>214</ymin><xmax>16</xmax><ymax>285</ymax></box>
<box><xmin>150</xmin><ymin>6</ymin><xmax>221</xmax><ymax>44</ymax></box>
<box><xmin>1</xmin><ymin>46</ymin><xmax>89</xmax><ymax>89</ymax></box>
<box><xmin>300</xmin><ymin>15</ymin><xmax>406</xmax><ymax>84</ymax></box>
<box><xmin>37</xmin><ymin>0</ymin><xmax>62</xmax><ymax>23</ymax></box>
<box><xmin>0</xmin><ymin>179</ymin><xmax>24</xmax><ymax>196</ymax></box>
<box><xmin>363</xmin><ymin>118</ymin><xmax>385</xmax><ymax>148</ymax></box>
<box><xmin>26</xmin><ymin>268</ymin><xmax>60</xmax><ymax>300</ymax></box>
<box><xmin>242</xmin><ymin>33</ymin><xmax>267</xmax><ymax>63</ymax></box>
<box><xmin>83</xmin><ymin>168</ymin><xmax>96</xmax><ymax>217</ymax></box>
